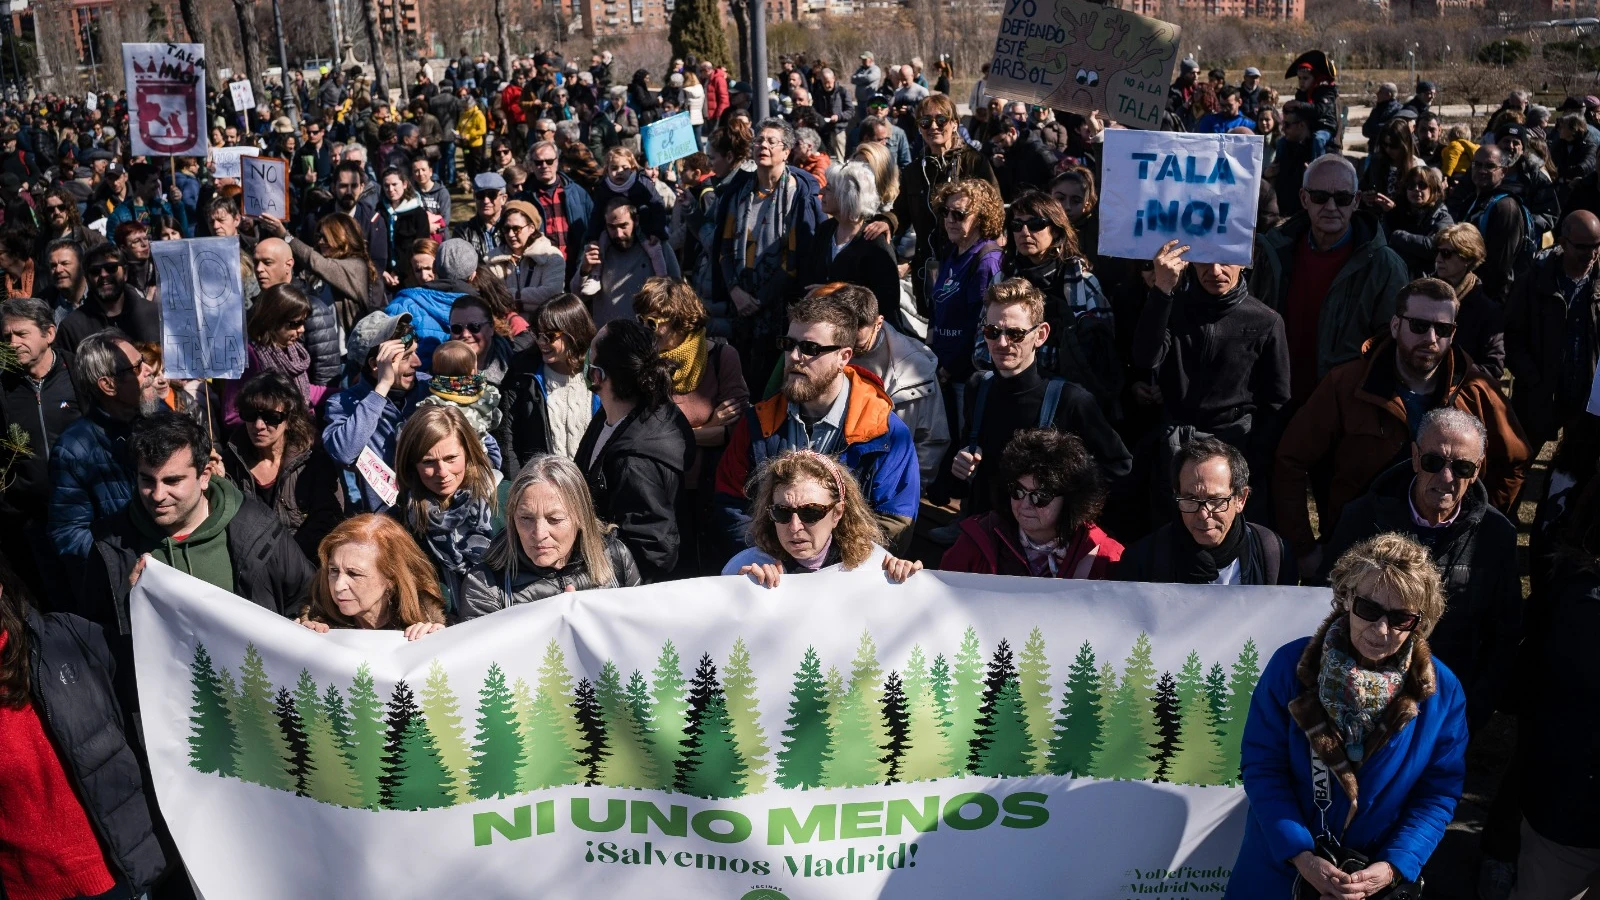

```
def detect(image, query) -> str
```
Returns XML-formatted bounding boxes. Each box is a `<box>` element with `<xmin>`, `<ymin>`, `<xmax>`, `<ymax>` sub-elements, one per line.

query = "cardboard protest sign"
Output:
<box><xmin>211</xmin><ymin>145</ymin><xmax>261</xmax><ymax>180</ymax></box>
<box><xmin>1098</xmin><ymin>130</ymin><xmax>1263</xmax><ymax>266</ymax></box>
<box><xmin>242</xmin><ymin>156</ymin><xmax>290</xmax><ymax>219</ymax></box>
<box><xmin>154</xmin><ymin>237</ymin><xmax>246</xmax><ymax>379</ymax></box>
<box><xmin>85</xmin><ymin>92</ymin><xmax>97</xmax><ymax>111</ymax></box>
<box><xmin>987</xmin><ymin>0</ymin><xmax>1180</xmax><ymax>130</ymax></box>
<box><xmin>124</xmin><ymin>43</ymin><xmax>208</xmax><ymax>157</ymax></box>
<box><xmin>642</xmin><ymin>112</ymin><xmax>698</xmax><ymax>167</ymax></box>
<box><xmin>229</xmin><ymin>78</ymin><xmax>256</xmax><ymax>113</ymax></box>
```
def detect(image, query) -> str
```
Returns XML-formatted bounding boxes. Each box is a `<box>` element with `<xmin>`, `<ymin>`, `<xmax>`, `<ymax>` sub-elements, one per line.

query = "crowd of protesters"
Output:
<box><xmin>0</xmin><ymin>38</ymin><xmax>1596</xmax><ymax>900</ymax></box>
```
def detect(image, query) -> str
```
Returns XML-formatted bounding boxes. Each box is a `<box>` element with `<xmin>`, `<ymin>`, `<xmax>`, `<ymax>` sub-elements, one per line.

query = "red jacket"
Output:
<box><xmin>705</xmin><ymin>67</ymin><xmax>730</xmax><ymax>123</ymax></box>
<box><xmin>502</xmin><ymin>84</ymin><xmax>526</xmax><ymax>124</ymax></box>
<box><xmin>940</xmin><ymin>512</ymin><xmax>1122</xmax><ymax>580</ymax></box>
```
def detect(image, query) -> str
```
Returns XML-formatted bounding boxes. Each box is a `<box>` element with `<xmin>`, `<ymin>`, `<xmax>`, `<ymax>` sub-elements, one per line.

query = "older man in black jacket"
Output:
<box><xmin>1320</xmin><ymin>407</ymin><xmax>1521</xmax><ymax>733</ymax></box>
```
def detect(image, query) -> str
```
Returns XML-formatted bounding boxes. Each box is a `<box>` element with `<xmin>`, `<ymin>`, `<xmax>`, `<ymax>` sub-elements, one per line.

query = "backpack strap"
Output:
<box><xmin>1039</xmin><ymin>377</ymin><xmax>1066</xmax><ymax>429</ymax></box>
<box><xmin>966</xmin><ymin>371</ymin><xmax>994</xmax><ymax>448</ymax></box>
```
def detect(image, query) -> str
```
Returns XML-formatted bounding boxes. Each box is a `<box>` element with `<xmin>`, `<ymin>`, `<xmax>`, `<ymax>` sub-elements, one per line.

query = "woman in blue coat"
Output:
<box><xmin>1226</xmin><ymin>532</ymin><xmax>1468</xmax><ymax>898</ymax></box>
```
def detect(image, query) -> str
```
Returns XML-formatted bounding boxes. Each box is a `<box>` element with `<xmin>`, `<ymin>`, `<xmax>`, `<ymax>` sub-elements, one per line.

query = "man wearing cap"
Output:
<box><xmin>0</xmin><ymin>132</ymin><xmax>37</xmax><ymax>186</ymax></box>
<box><xmin>1495</xmin><ymin>123</ymin><xmax>1560</xmax><ymax>239</ymax></box>
<box><xmin>1239</xmin><ymin>67</ymin><xmax>1265</xmax><ymax>120</ymax></box>
<box><xmin>322</xmin><ymin>311</ymin><xmax>430</xmax><ymax>513</ymax></box>
<box><xmin>1168</xmin><ymin>57</ymin><xmax>1199</xmax><ymax>131</ymax></box>
<box><xmin>452</xmin><ymin>172</ymin><xmax>508</xmax><ymax>258</ymax></box>
<box><xmin>1404</xmin><ymin>80</ymin><xmax>1436</xmax><ymax>118</ymax></box>
<box><xmin>107</xmin><ymin>163</ymin><xmax>189</xmax><ymax>237</ymax></box>
<box><xmin>852</xmin><ymin>52</ymin><xmax>883</xmax><ymax>122</ymax></box>
<box><xmin>1364</xmin><ymin>83</ymin><xmax>1403</xmax><ymax>144</ymax></box>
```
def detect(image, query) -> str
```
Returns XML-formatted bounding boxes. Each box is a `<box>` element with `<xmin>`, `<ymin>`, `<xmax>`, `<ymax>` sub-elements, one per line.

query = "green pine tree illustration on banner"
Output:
<box><xmin>183</xmin><ymin>628</ymin><xmax>1264</xmax><ymax>807</ymax></box>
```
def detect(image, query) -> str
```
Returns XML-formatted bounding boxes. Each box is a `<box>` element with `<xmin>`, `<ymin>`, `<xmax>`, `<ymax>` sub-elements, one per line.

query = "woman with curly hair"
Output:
<box><xmin>928</xmin><ymin>176</ymin><xmax>1004</xmax><ymax>386</ymax></box>
<box><xmin>300</xmin><ymin>514</ymin><xmax>448</xmax><ymax>639</ymax></box>
<box><xmin>940</xmin><ymin>429</ymin><xmax>1122</xmax><ymax>579</ymax></box>
<box><xmin>725</xmin><ymin>449</ymin><xmax>923</xmax><ymax>587</ymax></box>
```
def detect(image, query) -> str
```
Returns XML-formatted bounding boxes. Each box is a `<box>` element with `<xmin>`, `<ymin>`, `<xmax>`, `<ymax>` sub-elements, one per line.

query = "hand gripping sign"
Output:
<box><xmin>1098</xmin><ymin>130</ymin><xmax>1265</xmax><ymax>267</ymax></box>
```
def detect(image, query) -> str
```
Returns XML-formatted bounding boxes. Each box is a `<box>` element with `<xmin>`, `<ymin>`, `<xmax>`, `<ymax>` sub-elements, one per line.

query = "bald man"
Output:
<box><xmin>253</xmin><ymin>237</ymin><xmax>295</xmax><ymax>289</ymax></box>
<box><xmin>1506</xmin><ymin>209</ymin><xmax>1600</xmax><ymax>448</ymax></box>
<box><xmin>257</xmin><ymin>237</ymin><xmax>343</xmax><ymax>386</ymax></box>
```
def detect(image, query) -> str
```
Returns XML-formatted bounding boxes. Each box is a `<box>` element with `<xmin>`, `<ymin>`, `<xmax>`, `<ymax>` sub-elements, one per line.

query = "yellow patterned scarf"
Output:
<box><xmin>661</xmin><ymin>329</ymin><xmax>711</xmax><ymax>394</ymax></box>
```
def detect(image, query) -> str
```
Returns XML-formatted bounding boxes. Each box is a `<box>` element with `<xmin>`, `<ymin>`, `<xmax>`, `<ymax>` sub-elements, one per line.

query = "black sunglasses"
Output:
<box><xmin>918</xmin><ymin>114</ymin><xmax>952</xmax><ymax>129</ymax></box>
<box><xmin>1401</xmin><ymin>316</ymin><xmax>1456</xmax><ymax>339</ymax></box>
<box><xmin>1305</xmin><ymin>189</ymin><xmax>1357</xmax><ymax>207</ymax></box>
<box><xmin>285</xmin><ymin>317</ymin><xmax>307</xmax><ymax>329</ymax></box>
<box><xmin>1350</xmin><ymin>595</ymin><xmax>1421</xmax><ymax>632</ymax></box>
<box><xmin>769</xmin><ymin>502</ymin><xmax>834</xmax><ymax>525</ymax></box>
<box><xmin>450</xmin><ymin>321</ymin><xmax>489</xmax><ymax>335</ymax></box>
<box><xmin>1008</xmin><ymin>483</ymin><xmax>1057</xmax><ymax>507</ymax></box>
<box><xmin>981</xmin><ymin>322</ymin><xmax>1042</xmax><ymax>343</ymax></box>
<box><xmin>942</xmin><ymin>206</ymin><xmax>972</xmax><ymax>222</ymax></box>
<box><xmin>1419</xmin><ymin>452</ymin><xmax>1478</xmax><ymax>479</ymax></box>
<box><xmin>88</xmin><ymin>263</ymin><xmax>121</xmax><ymax>274</ymax></box>
<box><xmin>241</xmin><ymin>408</ymin><xmax>287</xmax><ymax>427</ymax></box>
<box><xmin>1010</xmin><ymin>216</ymin><xmax>1051</xmax><ymax>233</ymax></box>
<box><xmin>776</xmin><ymin>335</ymin><xmax>844</xmax><ymax>358</ymax></box>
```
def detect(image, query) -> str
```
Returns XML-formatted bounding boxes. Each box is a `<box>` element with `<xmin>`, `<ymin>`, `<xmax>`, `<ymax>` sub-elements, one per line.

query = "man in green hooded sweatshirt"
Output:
<box><xmin>81</xmin><ymin>410</ymin><xmax>315</xmax><ymax>716</ymax></box>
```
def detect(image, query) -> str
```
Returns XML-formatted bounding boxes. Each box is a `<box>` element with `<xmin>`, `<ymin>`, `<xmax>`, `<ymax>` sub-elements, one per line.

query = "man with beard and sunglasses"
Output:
<box><xmin>1275</xmin><ymin>278</ymin><xmax>1530</xmax><ymax>580</ymax></box>
<box><xmin>55</xmin><ymin>245</ymin><xmax>161</xmax><ymax>353</ymax></box>
<box><xmin>713</xmin><ymin>291</ymin><xmax>920</xmax><ymax>561</ymax></box>
<box><xmin>1319</xmin><ymin>408</ymin><xmax>1519</xmax><ymax>734</ymax></box>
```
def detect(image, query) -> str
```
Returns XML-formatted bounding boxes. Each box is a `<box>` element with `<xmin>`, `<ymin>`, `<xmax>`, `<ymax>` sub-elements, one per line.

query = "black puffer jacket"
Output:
<box><xmin>295</xmin><ymin>275</ymin><xmax>344</xmax><ymax>387</ymax></box>
<box><xmin>457</xmin><ymin>532</ymin><xmax>642</xmax><ymax>619</ymax></box>
<box><xmin>22</xmin><ymin>609</ymin><xmax>170</xmax><ymax>893</ymax></box>
<box><xmin>1321</xmin><ymin>461</ymin><xmax>1522</xmax><ymax>731</ymax></box>
<box><xmin>0</xmin><ymin>347</ymin><xmax>85</xmax><ymax>519</ymax></box>
<box><xmin>220</xmin><ymin>429</ymin><xmax>345</xmax><ymax>560</ymax></box>
<box><xmin>575</xmin><ymin>403</ymin><xmax>695</xmax><ymax>582</ymax></box>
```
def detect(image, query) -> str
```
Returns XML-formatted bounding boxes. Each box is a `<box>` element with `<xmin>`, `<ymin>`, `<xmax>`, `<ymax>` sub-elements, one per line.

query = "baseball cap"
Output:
<box><xmin>1244</xmin><ymin>67</ymin><xmax>1261</xmax><ymax>77</ymax></box>
<box><xmin>1393</xmin><ymin>107</ymin><xmax>1418</xmax><ymax>121</ymax></box>
<box><xmin>473</xmin><ymin>172</ymin><xmax>507</xmax><ymax>193</ymax></box>
<box><xmin>271</xmin><ymin>116</ymin><xmax>294</xmax><ymax>134</ymax></box>
<box><xmin>867</xmin><ymin>91</ymin><xmax>891</xmax><ymax>107</ymax></box>
<box><xmin>1499</xmin><ymin>123</ymin><xmax>1527</xmax><ymax>141</ymax></box>
<box><xmin>347</xmin><ymin>311</ymin><xmax>414</xmax><ymax>364</ymax></box>
<box><xmin>860</xmin><ymin>51</ymin><xmax>874</xmax><ymax>60</ymax></box>
<box><xmin>730</xmin><ymin>81</ymin><xmax>753</xmax><ymax>96</ymax></box>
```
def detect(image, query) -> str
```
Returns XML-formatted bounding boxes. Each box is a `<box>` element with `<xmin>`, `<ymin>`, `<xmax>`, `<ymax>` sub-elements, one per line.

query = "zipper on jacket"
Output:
<box><xmin>32</xmin><ymin>378</ymin><xmax>50</xmax><ymax>464</ymax></box>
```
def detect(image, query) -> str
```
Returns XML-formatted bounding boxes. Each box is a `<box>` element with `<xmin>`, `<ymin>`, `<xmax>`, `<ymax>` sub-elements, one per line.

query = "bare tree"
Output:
<box><xmin>362</xmin><ymin>0</ymin><xmax>390</xmax><ymax>99</ymax></box>
<box><xmin>1443</xmin><ymin>61</ymin><xmax>1512</xmax><ymax>119</ymax></box>
<box><xmin>231</xmin><ymin>0</ymin><xmax>264</xmax><ymax>94</ymax></box>
<box><xmin>494</xmin><ymin>0</ymin><xmax>510</xmax><ymax>77</ymax></box>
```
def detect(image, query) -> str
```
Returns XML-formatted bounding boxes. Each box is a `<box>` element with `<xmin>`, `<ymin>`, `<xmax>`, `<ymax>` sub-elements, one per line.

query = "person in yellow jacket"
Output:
<box><xmin>457</xmin><ymin>93</ymin><xmax>489</xmax><ymax>190</ymax></box>
<box><xmin>1439</xmin><ymin>125</ymin><xmax>1480</xmax><ymax>179</ymax></box>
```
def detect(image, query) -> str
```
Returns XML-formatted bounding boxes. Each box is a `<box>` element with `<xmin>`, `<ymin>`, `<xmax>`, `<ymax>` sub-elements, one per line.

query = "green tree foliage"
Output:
<box><xmin>1176</xmin><ymin>652</ymin><xmax>1205</xmax><ymax>719</ymax></box>
<box><xmin>968</xmin><ymin>638</ymin><xmax>1018</xmax><ymax>770</ymax></box>
<box><xmin>668</xmin><ymin>0</ymin><xmax>731</xmax><ymax>70</ymax></box>
<box><xmin>943</xmin><ymin>627</ymin><xmax>985</xmax><ymax>774</ymax></box>
<box><xmin>232</xmin><ymin>644</ymin><xmax>294</xmax><ymax>791</ymax></box>
<box><xmin>625</xmin><ymin>670</ymin><xmax>655</xmax><ymax>738</ymax></box>
<box><xmin>1478</xmin><ymin>38</ymin><xmax>1530</xmax><ymax>67</ymax></box>
<box><xmin>1150</xmin><ymin>671</ymin><xmax>1181</xmax><ymax>782</ymax></box>
<box><xmin>275</xmin><ymin>687</ymin><xmax>310</xmax><ymax>795</ymax></box>
<box><xmin>420</xmin><ymin>660</ymin><xmax>473</xmax><ymax>803</ymax></box>
<box><xmin>323</xmin><ymin>683</ymin><xmax>352</xmax><ymax>754</ymax></box>
<box><xmin>898</xmin><ymin>675</ymin><xmax>955</xmax><ymax>782</ymax></box>
<box><xmin>512</xmin><ymin>677</ymin><xmax>582</xmax><ymax>790</ymax></box>
<box><xmin>345</xmin><ymin>664</ymin><xmax>388</xmax><ymax>808</ymax></box>
<box><xmin>379</xmin><ymin>680</ymin><xmax>421</xmax><ymax>808</ymax></box>
<box><xmin>595</xmin><ymin>661</ymin><xmax>662</xmax><ymax>789</ymax></box>
<box><xmin>389</xmin><ymin>716</ymin><xmax>456</xmax><ymax>811</ymax></box>
<box><xmin>929</xmin><ymin>653</ymin><xmax>952</xmax><ymax>727</ymax></box>
<box><xmin>1016</xmin><ymin>628</ymin><xmax>1054</xmax><ymax>774</ymax></box>
<box><xmin>880</xmin><ymin>671</ymin><xmax>910</xmax><ymax>782</ymax></box>
<box><xmin>1218</xmin><ymin>639</ymin><xmax>1261</xmax><ymax>782</ymax></box>
<box><xmin>675</xmin><ymin>653</ymin><xmax>724</xmax><ymax>791</ymax></box>
<box><xmin>822</xmin><ymin>665</ymin><xmax>846</xmax><ymax>726</ymax></box>
<box><xmin>1048</xmin><ymin>641</ymin><xmax>1103</xmax><ymax>777</ymax></box>
<box><xmin>776</xmin><ymin>646</ymin><xmax>833</xmax><ymax>789</ymax></box>
<box><xmin>1091</xmin><ymin>634</ymin><xmax>1160</xmax><ymax>780</ymax></box>
<box><xmin>471</xmin><ymin>663</ymin><xmax>526</xmax><ymax>799</ymax></box>
<box><xmin>1204</xmin><ymin>661</ymin><xmax>1229</xmax><ymax>734</ymax></box>
<box><xmin>647</xmin><ymin>641</ymin><xmax>691</xmax><ymax>777</ymax></box>
<box><xmin>1166</xmin><ymin>682</ymin><xmax>1230</xmax><ymax>787</ymax></box>
<box><xmin>537</xmin><ymin>640</ymin><xmax>587</xmax><ymax>759</ymax></box>
<box><xmin>679</xmin><ymin>693</ymin><xmax>747</xmax><ymax>798</ymax></box>
<box><xmin>824</xmin><ymin>632</ymin><xmax>890</xmax><ymax>788</ymax></box>
<box><xmin>972</xmin><ymin>678</ymin><xmax>1036</xmax><ymax>778</ymax></box>
<box><xmin>300</xmin><ymin>675</ymin><xmax>363</xmax><ymax>808</ymax></box>
<box><xmin>903</xmin><ymin>645</ymin><xmax>929</xmax><ymax>702</ymax></box>
<box><xmin>187</xmin><ymin>644</ymin><xmax>238</xmax><ymax>776</ymax></box>
<box><xmin>721</xmin><ymin>638</ymin><xmax>772</xmax><ymax>793</ymax></box>
<box><xmin>573</xmin><ymin>678</ymin><xmax>608</xmax><ymax>786</ymax></box>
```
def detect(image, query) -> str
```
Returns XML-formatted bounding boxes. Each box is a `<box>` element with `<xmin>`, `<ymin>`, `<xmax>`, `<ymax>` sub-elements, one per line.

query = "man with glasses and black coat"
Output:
<box><xmin>1275</xmin><ymin>278</ymin><xmax>1530</xmax><ymax>580</ymax></box>
<box><xmin>1318</xmin><ymin>408</ymin><xmax>1520</xmax><ymax>733</ymax></box>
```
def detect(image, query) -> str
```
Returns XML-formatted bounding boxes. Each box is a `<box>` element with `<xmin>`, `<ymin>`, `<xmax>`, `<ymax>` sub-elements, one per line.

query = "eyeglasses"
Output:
<box><xmin>1419</xmin><ymin>451</ymin><xmax>1478</xmax><ymax>479</ymax></box>
<box><xmin>769</xmin><ymin>502</ymin><xmax>834</xmax><ymax>525</ymax></box>
<box><xmin>1401</xmin><ymin>316</ymin><xmax>1456</xmax><ymax>339</ymax></box>
<box><xmin>450</xmin><ymin>321</ymin><xmax>489</xmax><ymax>336</ymax></box>
<box><xmin>1008</xmin><ymin>483</ymin><xmax>1057</xmax><ymax>507</ymax></box>
<box><xmin>535</xmin><ymin>329</ymin><xmax>564</xmax><ymax>343</ymax></box>
<box><xmin>1010</xmin><ymin>216</ymin><xmax>1050</xmax><ymax>233</ymax></box>
<box><xmin>777</xmin><ymin>335</ymin><xmax>845</xmax><ymax>358</ymax></box>
<box><xmin>109</xmin><ymin>360</ymin><xmax>142</xmax><ymax>380</ymax></box>
<box><xmin>981</xmin><ymin>322</ymin><xmax>1042</xmax><ymax>343</ymax></box>
<box><xmin>44</xmin><ymin>202</ymin><xmax>66</xmax><ymax>212</ymax></box>
<box><xmin>1349</xmin><ymin>595</ymin><xmax>1421</xmax><ymax>632</ymax></box>
<box><xmin>1174</xmin><ymin>495</ymin><xmax>1234</xmax><ymax>514</ymax></box>
<box><xmin>917</xmin><ymin>114</ymin><xmax>952</xmax><ymax>129</ymax></box>
<box><xmin>1305</xmin><ymin>190</ymin><xmax>1356</xmax><ymax>207</ymax></box>
<box><xmin>941</xmin><ymin>206</ymin><xmax>972</xmax><ymax>222</ymax></box>
<box><xmin>637</xmin><ymin>314</ymin><xmax>668</xmax><ymax>330</ymax></box>
<box><xmin>757</xmin><ymin>136</ymin><xmax>788</xmax><ymax>148</ymax></box>
<box><xmin>241</xmin><ymin>408</ymin><xmax>287</xmax><ymax>427</ymax></box>
<box><xmin>88</xmin><ymin>263</ymin><xmax>121</xmax><ymax>274</ymax></box>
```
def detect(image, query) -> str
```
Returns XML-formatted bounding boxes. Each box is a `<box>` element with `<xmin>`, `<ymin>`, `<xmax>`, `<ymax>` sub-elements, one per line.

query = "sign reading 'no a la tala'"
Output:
<box><xmin>1099</xmin><ymin>130</ymin><xmax>1265</xmax><ymax>267</ymax></box>
<box><xmin>124</xmin><ymin>43</ymin><xmax>209</xmax><ymax>158</ymax></box>
<box><xmin>132</xmin><ymin>563</ymin><xmax>1328</xmax><ymax>899</ymax></box>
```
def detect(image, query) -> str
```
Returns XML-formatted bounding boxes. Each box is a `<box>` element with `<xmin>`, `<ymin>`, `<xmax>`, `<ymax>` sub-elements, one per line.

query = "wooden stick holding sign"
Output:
<box><xmin>242</xmin><ymin>156</ymin><xmax>290</xmax><ymax>220</ymax></box>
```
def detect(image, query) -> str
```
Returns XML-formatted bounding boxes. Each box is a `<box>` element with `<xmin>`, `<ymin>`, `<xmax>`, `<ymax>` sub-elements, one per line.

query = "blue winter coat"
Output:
<box><xmin>48</xmin><ymin>407</ymin><xmax>135</xmax><ymax>562</ymax></box>
<box><xmin>1225</xmin><ymin>629</ymin><xmax>1468</xmax><ymax>896</ymax></box>
<box><xmin>385</xmin><ymin>286</ymin><xmax>465</xmax><ymax>368</ymax></box>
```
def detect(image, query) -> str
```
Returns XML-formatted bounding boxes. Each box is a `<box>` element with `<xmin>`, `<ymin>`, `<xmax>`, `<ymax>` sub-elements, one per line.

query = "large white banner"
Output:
<box><xmin>132</xmin><ymin>562</ymin><xmax>1328</xmax><ymax>899</ymax></box>
<box><xmin>1099</xmin><ymin>130</ymin><xmax>1264</xmax><ymax>266</ymax></box>
<box><xmin>123</xmin><ymin>43</ymin><xmax>208</xmax><ymax>158</ymax></box>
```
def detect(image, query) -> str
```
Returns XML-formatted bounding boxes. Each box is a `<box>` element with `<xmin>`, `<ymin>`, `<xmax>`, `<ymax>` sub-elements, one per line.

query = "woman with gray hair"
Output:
<box><xmin>802</xmin><ymin>160</ymin><xmax>901</xmax><ymax>328</ymax></box>
<box><xmin>1225</xmin><ymin>532</ymin><xmax>1468</xmax><ymax>899</ymax></box>
<box><xmin>457</xmin><ymin>454</ymin><xmax>641</xmax><ymax>617</ymax></box>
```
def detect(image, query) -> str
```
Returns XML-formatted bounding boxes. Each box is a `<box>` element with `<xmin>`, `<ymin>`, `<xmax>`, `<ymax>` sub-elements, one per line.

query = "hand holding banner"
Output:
<box><xmin>1097</xmin><ymin>130</ymin><xmax>1264</xmax><ymax>266</ymax></box>
<box><xmin>642</xmin><ymin>112</ymin><xmax>698</xmax><ymax>167</ymax></box>
<box><xmin>242</xmin><ymin>156</ymin><xmax>290</xmax><ymax>219</ymax></box>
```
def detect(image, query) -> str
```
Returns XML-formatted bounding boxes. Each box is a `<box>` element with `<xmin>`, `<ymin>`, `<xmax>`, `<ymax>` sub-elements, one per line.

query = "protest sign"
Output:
<box><xmin>242</xmin><ymin>155</ymin><xmax>290</xmax><ymax>219</ymax></box>
<box><xmin>1098</xmin><ymin>129</ymin><xmax>1264</xmax><ymax>266</ymax></box>
<box><xmin>642</xmin><ymin>112</ymin><xmax>698</xmax><ymax>167</ymax></box>
<box><xmin>153</xmin><ymin>237</ymin><xmax>246</xmax><ymax>379</ymax></box>
<box><xmin>210</xmin><ymin>145</ymin><xmax>261</xmax><ymax>179</ymax></box>
<box><xmin>986</xmin><ymin>0</ymin><xmax>1180</xmax><ymax>130</ymax></box>
<box><xmin>124</xmin><ymin>43</ymin><xmax>208</xmax><ymax>157</ymax></box>
<box><xmin>229</xmin><ymin>78</ymin><xmax>256</xmax><ymax>112</ymax></box>
<box><xmin>133</xmin><ymin>561</ymin><xmax>1328</xmax><ymax>899</ymax></box>
<box><xmin>85</xmin><ymin>91</ymin><xmax>97</xmax><ymax>111</ymax></box>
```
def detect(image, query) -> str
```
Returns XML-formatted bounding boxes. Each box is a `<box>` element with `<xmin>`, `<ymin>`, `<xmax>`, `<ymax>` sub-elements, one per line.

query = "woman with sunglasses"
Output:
<box><xmin>224</xmin><ymin>283</ymin><xmax>327</xmax><ymax>425</ymax></box>
<box><xmin>1430</xmin><ymin>223</ymin><xmax>1504</xmax><ymax>379</ymax></box>
<box><xmin>1225</xmin><ymin>533</ymin><xmax>1466</xmax><ymax>900</ymax></box>
<box><xmin>940</xmin><ymin>428</ymin><xmax>1121</xmax><ymax>579</ymax></box>
<box><xmin>893</xmin><ymin>94</ymin><xmax>998</xmax><ymax>315</ymax></box>
<box><xmin>724</xmin><ymin>449</ymin><xmax>922</xmax><ymax>586</ymax></box>
<box><xmin>499</xmin><ymin>199</ymin><xmax>565</xmax><ymax>316</ymax></box>
<box><xmin>222</xmin><ymin>372</ymin><xmax>343</xmax><ymax>557</ymax></box>
<box><xmin>576</xmin><ymin>318</ymin><xmax>695</xmax><ymax>582</ymax></box>
<box><xmin>447</xmin><ymin>293</ymin><xmax>517</xmax><ymax>388</ymax></box>
<box><xmin>1383</xmin><ymin>165</ymin><xmax>1454</xmax><ymax>279</ymax></box>
<box><xmin>502</xmin><ymin>294</ymin><xmax>601</xmax><ymax>473</ymax></box>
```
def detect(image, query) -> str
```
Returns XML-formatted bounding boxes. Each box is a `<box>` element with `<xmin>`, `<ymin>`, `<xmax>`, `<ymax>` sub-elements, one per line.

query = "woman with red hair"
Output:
<box><xmin>300</xmin><ymin>514</ymin><xmax>448</xmax><ymax>640</ymax></box>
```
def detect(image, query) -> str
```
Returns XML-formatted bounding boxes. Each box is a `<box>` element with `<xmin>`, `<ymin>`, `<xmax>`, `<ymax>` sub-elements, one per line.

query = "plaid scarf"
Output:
<box><xmin>534</xmin><ymin>182</ymin><xmax>570</xmax><ymax>258</ymax></box>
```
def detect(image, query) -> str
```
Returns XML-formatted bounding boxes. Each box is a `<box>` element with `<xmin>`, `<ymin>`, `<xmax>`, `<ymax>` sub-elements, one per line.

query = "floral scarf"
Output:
<box><xmin>661</xmin><ymin>329</ymin><xmax>711</xmax><ymax>394</ymax></box>
<box><xmin>1316</xmin><ymin>616</ymin><xmax>1413</xmax><ymax>763</ymax></box>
